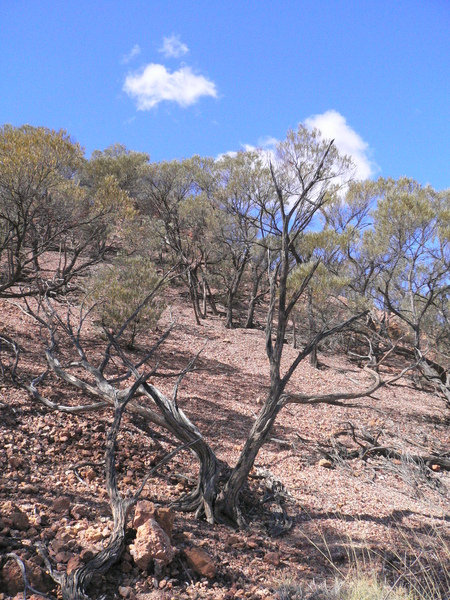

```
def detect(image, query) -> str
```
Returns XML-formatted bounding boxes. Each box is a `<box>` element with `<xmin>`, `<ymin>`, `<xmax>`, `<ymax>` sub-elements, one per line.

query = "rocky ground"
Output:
<box><xmin>1</xmin><ymin>292</ymin><xmax>449</xmax><ymax>599</ymax></box>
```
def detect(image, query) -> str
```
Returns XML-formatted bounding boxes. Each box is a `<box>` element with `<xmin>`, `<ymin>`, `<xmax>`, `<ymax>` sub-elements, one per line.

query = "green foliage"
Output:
<box><xmin>138</xmin><ymin>157</ymin><xmax>206</xmax><ymax>257</ymax></box>
<box><xmin>359</xmin><ymin>178</ymin><xmax>450</xmax><ymax>354</ymax></box>
<box><xmin>0</xmin><ymin>124</ymin><xmax>84</xmax><ymax>231</ymax></box>
<box><xmin>88</xmin><ymin>256</ymin><xmax>165</xmax><ymax>348</ymax></box>
<box><xmin>85</xmin><ymin>143</ymin><xmax>150</xmax><ymax>197</ymax></box>
<box><xmin>0</xmin><ymin>125</ymin><xmax>88</xmax><ymax>294</ymax></box>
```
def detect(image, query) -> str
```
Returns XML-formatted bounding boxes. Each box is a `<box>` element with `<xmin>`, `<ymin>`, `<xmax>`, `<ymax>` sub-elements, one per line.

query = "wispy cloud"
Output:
<box><xmin>123</xmin><ymin>64</ymin><xmax>217</xmax><ymax>110</ymax></box>
<box><xmin>121</xmin><ymin>44</ymin><xmax>141</xmax><ymax>64</ymax></box>
<box><xmin>217</xmin><ymin>137</ymin><xmax>278</xmax><ymax>163</ymax></box>
<box><xmin>159</xmin><ymin>34</ymin><xmax>189</xmax><ymax>58</ymax></box>
<box><xmin>218</xmin><ymin>112</ymin><xmax>376</xmax><ymax>182</ymax></box>
<box><xmin>305</xmin><ymin>110</ymin><xmax>377</xmax><ymax>180</ymax></box>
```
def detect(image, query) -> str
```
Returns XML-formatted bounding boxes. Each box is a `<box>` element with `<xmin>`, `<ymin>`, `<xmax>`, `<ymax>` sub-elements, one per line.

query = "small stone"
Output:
<box><xmin>54</xmin><ymin>551</ymin><xmax>72</xmax><ymax>564</ymax></box>
<box><xmin>50</xmin><ymin>538</ymin><xmax>66</xmax><ymax>554</ymax></box>
<box><xmin>9</xmin><ymin>456</ymin><xmax>21</xmax><ymax>469</ymax></box>
<box><xmin>67</xmin><ymin>555</ymin><xmax>83</xmax><ymax>574</ymax></box>
<box><xmin>184</xmin><ymin>547</ymin><xmax>216</xmax><ymax>578</ymax></box>
<box><xmin>11</xmin><ymin>510</ymin><xmax>30</xmax><ymax>531</ymax></box>
<box><xmin>53</xmin><ymin>496</ymin><xmax>71</xmax><ymax>512</ymax></box>
<box><xmin>80</xmin><ymin>549</ymin><xmax>94</xmax><ymax>562</ymax></box>
<box><xmin>85</xmin><ymin>527</ymin><xmax>104</xmax><ymax>542</ymax></box>
<box><xmin>85</xmin><ymin>469</ymin><xmax>96</xmax><ymax>482</ymax></box>
<box><xmin>71</xmin><ymin>504</ymin><xmax>91</xmax><ymax>519</ymax></box>
<box><xmin>119</xmin><ymin>586</ymin><xmax>132</xmax><ymax>598</ymax></box>
<box><xmin>318</xmin><ymin>458</ymin><xmax>333</xmax><ymax>469</ymax></box>
<box><xmin>225</xmin><ymin>535</ymin><xmax>241</xmax><ymax>547</ymax></box>
<box><xmin>21</xmin><ymin>484</ymin><xmax>38</xmax><ymax>494</ymax></box>
<box><xmin>121</xmin><ymin>561</ymin><xmax>132</xmax><ymax>573</ymax></box>
<box><xmin>264</xmin><ymin>551</ymin><xmax>280</xmax><ymax>566</ymax></box>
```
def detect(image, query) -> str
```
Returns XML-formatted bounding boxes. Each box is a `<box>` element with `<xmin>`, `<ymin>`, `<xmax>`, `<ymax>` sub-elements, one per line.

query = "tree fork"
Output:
<box><xmin>216</xmin><ymin>384</ymin><xmax>283</xmax><ymax>525</ymax></box>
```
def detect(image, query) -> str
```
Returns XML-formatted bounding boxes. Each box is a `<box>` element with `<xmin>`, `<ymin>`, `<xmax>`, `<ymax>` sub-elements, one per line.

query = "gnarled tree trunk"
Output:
<box><xmin>216</xmin><ymin>382</ymin><xmax>283</xmax><ymax>525</ymax></box>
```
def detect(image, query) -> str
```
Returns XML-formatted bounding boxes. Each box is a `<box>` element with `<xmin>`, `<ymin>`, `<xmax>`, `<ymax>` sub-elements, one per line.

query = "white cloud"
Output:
<box><xmin>304</xmin><ymin>110</ymin><xmax>376</xmax><ymax>180</ymax></box>
<box><xmin>123</xmin><ymin>64</ymin><xmax>217</xmax><ymax>110</ymax></box>
<box><xmin>217</xmin><ymin>137</ymin><xmax>278</xmax><ymax>164</ymax></box>
<box><xmin>217</xmin><ymin>111</ymin><xmax>376</xmax><ymax>182</ymax></box>
<box><xmin>159</xmin><ymin>34</ymin><xmax>189</xmax><ymax>58</ymax></box>
<box><xmin>121</xmin><ymin>44</ymin><xmax>141</xmax><ymax>64</ymax></box>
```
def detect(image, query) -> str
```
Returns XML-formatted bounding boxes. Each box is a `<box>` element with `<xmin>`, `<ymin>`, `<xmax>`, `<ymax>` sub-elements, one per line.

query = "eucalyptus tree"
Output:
<box><xmin>213</xmin><ymin>151</ymin><xmax>272</xmax><ymax>328</ymax></box>
<box><xmin>363</xmin><ymin>178</ymin><xmax>450</xmax><ymax>407</ymax></box>
<box><xmin>84</xmin><ymin>143</ymin><xmax>150</xmax><ymax>199</ymax></box>
<box><xmin>244</xmin><ymin>242</ymin><xmax>270</xmax><ymax>329</ymax></box>
<box><xmin>295</xmin><ymin>180</ymin><xmax>378</xmax><ymax>363</ymax></box>
<box><xmin>0</xmin><ymin>125</ymin><xmax>134</xmax><ymax>298</ymax></box>
<box><xmin>138</xmin><ymin>157</ymin><xmax>220</xmax><ymax>323</ymax></box>
<box><xmin>288</xmin><ymin>229</ymin><xmax>351</xmax><ymax>363</ymax></box>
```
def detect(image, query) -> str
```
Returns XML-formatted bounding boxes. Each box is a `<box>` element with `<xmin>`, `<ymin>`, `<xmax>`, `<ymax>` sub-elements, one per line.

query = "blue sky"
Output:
<box><xmin>1</xmin><ymin>0</ymin><xmax>449</xmax><ymax>188</ymax></box>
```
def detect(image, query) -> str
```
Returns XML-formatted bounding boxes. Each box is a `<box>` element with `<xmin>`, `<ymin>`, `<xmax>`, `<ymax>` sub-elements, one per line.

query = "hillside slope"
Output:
<box><xmin>1</xmin><ymin>293</ymin><xmax>449</xmax><ymax>598</ymax></box>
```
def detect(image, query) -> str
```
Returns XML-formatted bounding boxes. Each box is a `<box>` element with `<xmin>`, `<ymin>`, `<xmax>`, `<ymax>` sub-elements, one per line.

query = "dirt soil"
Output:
<box><xmin>1</xmin><ymin>291</ymin><xmax>449</xmax><ymax>599</ymax></box>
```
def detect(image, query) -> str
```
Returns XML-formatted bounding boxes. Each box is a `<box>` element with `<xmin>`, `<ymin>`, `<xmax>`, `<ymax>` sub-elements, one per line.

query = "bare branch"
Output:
<box><xmin>282</xmin><ymin>310</ymin><xmax>369</xmax><ymax>386</ymax></box>
<box><xmin>6</xmin><ymin>552</ymin><xmax>56</xmax><ymax>600</ymax></box>
<box><xmin>282</xmin><ymin>367</ymin><xmax>382</xmax><ymax>407</ymax></box>
<box><xmin>172</xmin><ymin>343</ymin><xmax>205</xmax><ymax>403</ymax></box>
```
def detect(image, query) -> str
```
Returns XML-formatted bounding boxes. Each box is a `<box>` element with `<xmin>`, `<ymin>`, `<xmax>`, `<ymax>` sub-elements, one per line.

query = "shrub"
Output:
<box><xmin>88</xmin><ymin>256</ymin><xmax>165</xmax><ymax>348</ymax></box>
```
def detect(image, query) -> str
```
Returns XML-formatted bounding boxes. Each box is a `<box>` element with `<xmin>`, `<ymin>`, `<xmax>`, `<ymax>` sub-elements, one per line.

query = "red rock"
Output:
<box><xmin>11</xmin><ymin>510</ymin><xmax>29</xmax><ymax>531</ymax></box>
<box><xmin>1</xmin><ymin>560</ymin><xmax>23</xmax><ymax>595</ymax></box>
<box><xmin>130</xmin><ymin>518</ymin><xmax>174</xmax><ymax>570</ymax></box>
<box><xmin>1</xmin><ymin>558</ymin><xmax>54</xmax><ymax>595</ymax></box>
<box><xmin>50</xmin><ymin>538</ymin><xmax>67</xmax><ymax>553</ymax></box>
<box><xmin>155</xmin><ymin>507</ymin><xmax>175</xmax><ymax>538</ymax></box>
<box><xmin>225</xmin><ymin>535</ymin><xmax>241</xmax><ymax>546</ymax></box>
<box><xmin>67</xmin><ymin>555</ymin><xmax>83</xmax><ymax>574</ymax></box>
<box><xmin>133</xmin><ymin>500</ymin><xmax>155</xmax><ymax>529</ymax></box>
<box><xmin>84</xmin><ymin>526</ymin><xmax>103</xmax><ymax>542</ymax></box>
<box><xmin>52</xmin><ymin>496</ymin><xmax>71</xmax><ymax>512</ymax></box>
<box><xmin>71</xmin><ymin>503</ymin><xmax>91</xmax><ymax>519</ymax></box>
<box><xmin>54</xmin><ymin>551</ymin><xmax>72</xmax><ymax>563</ymax></box>
<box><xmin>264</xmin><ymin>551</ymin><xmax>280</xmax><ymax>566</ymax></box>
<box><xmin>120</xmin><ymin>560</ymin><xmax>132</xmax><ymax>573</ymax></box>
<box><xmin>9</xmin><ymin>456</ymin><xmax>21</xmax><ymax>469</ymax></box>
<box><xmin>86</xmin><ymin>468</ymin><xmax>96</xmax><ymax>482</ymax></box>
<box><xmin>80</xmin><ymin>549</ymin><xmax>94</xmax><ymax>562</ymax></box>
<box><xmin>184</xmin><ymin>547</ymin><xmax>216</xmax><ymax>578</ymax></box>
